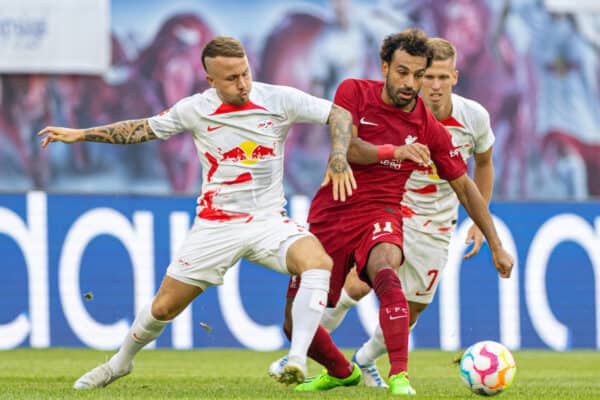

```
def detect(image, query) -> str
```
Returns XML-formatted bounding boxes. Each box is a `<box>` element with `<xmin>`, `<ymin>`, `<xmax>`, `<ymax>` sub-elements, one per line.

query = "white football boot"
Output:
<box><xmin>268</xmin><ymin>355</ymin><xmax>289</xmax><ymax>380</ymax></box>
<box><xmin>73</xmin><ymin>361</ymin><xmax>133</xmax><ymax>389</ymax></box>
<box><xmin>276</xmin><ymin>355</ymin><xmax>307</xmax><ymax>385</ymax></box>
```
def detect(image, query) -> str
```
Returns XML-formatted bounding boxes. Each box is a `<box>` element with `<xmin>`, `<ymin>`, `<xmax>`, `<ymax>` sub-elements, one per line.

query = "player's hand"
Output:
<box><xmin>464</xmin><ymin>224</ymin><xmax>484</xmax><ymax>259</ymax></box>
<box><xmin>393</xmin><ymin>143</ymin><xmax>430</xmax><ymax>166</ymax></box>
<box><xmin>38</xmin><ymin>126</ymin><xmax>84</xmax><ymax>148</ymax></box>
<box><xmin>491</xmin><ymin>246</ymin><xmax>514</xmax><ymax>279</ymax></box>
<box><xmin>321</xmin><ymin>153</ymin><xmax>357</xmax><ymax>202</ymax></box>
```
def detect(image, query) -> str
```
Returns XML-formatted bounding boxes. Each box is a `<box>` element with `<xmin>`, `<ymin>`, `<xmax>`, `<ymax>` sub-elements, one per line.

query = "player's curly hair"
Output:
<box><xmin>380</xmin><ymin>28</ymin><xmax>433</xmax><ymax>68</ymax></box>
<box><xmin>201</xmin><ymin>36</ymin><xmax>246</xmax><ymax>71</ymax></box>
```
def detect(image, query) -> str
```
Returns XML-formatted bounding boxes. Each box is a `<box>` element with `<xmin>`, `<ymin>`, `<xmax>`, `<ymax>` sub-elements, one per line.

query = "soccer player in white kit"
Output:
<box><xmin>270</xmin><ymin>37</ymin><xmax>498</xmax><ymax>388</ymax></box>
<box><xmin>39</xmin><ymin>36</ymin><xmax>357</xmax><ymax>389</ymax></box>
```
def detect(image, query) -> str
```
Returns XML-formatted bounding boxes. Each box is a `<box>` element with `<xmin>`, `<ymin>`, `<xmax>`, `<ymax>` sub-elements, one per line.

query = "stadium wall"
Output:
<box><xmin>0</xmin><ymin>192</ymin><xmax>598</xmax><ymax>351</ymax></box>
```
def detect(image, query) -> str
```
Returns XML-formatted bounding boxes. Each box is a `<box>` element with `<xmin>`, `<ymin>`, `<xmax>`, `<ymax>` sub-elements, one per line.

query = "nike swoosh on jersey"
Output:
<box><xmin>207</xmin><ymin>125</ymin><xmax>224</xmax><ymax>132</ymax></box>
<box><xmin>360</xmin><ymin>117</ymin><xmax>378</xmax><ymax>126</ymax></box>
<box><xmin>372</xmin><ymin>233</ymin><xmax>391</xmax><ymax>240</ymax></box>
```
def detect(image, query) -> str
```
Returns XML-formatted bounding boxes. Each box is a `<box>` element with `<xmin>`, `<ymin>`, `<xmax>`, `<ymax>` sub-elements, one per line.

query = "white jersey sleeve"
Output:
<box><xmin>147</xmin><ymin>96</ymin><xmax>196</xmax><ymax>140</ymax></box>
<box><xmin>469</xmin><ymin>100</ymin><xmax>495</xmax><ymax>153</ymax></box>
<box><xmin>279</xmin><ymin>85</ymin><xmax>332</xmax><ymax>125</ymax></box>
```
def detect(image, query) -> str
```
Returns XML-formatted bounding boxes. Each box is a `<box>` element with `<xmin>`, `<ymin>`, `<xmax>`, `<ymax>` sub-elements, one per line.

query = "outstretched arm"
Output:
<box><xmin>347</xmin><ymin>136</ymin><xmax>430</xmax><ymax>165</ymax></box>
<box><xmin>322</xmin><ymin>104</ymin><xmax>357</xmax><ymax>201</ymax></box>
<box><xmin>39</xmin><ymin>119</ymin><xmax>157</xmax><ymax>148</ymax></box>
<box><xmin>464</xmin><ymin>147</ymin><xmax>495</xmax><ymax>259</ymax></box>
<box><xmin>449</xmin><ymin>174</ymin><xmax>513</xmax><ymax>278</ymax></box>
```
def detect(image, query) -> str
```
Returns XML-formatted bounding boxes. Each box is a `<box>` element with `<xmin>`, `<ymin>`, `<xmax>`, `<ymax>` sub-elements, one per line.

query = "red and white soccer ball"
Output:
<box><xmin>459</xmin><ymin>340</ymin><xmax>517</xmax><ymax>396</ymax></box>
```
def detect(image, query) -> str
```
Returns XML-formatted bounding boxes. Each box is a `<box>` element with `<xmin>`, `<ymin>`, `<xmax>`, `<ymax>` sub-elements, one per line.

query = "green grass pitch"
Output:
<box><xmin>0</xmin><ymin>349</ymin><xmax>599</xmax><ymax>399</ymax></box>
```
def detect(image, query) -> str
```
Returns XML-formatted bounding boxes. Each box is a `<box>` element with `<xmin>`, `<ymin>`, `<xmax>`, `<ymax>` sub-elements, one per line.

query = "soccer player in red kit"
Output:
<box><xmin>276</xmin><ymin>29</ymin><xmax>514</xmax><ymax>395</ymax></box>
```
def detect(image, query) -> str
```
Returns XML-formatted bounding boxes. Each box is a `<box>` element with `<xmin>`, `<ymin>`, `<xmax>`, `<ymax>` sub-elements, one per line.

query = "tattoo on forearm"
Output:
<box><xmin>83</xmin><ymin>119</ymin><xmax>157</xmax><ymax>144</ymax></box>
<box><xmin>328</xmin><ymin>105</ymin><xmax>352</xmax><ymax>172</ymax></box>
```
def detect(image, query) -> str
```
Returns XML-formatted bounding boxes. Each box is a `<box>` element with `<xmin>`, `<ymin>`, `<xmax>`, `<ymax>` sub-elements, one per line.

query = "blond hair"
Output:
<box><xmin>428</xmin><ymin>37</ymin><xmax>457</xmax><ymax>68</ymax></box>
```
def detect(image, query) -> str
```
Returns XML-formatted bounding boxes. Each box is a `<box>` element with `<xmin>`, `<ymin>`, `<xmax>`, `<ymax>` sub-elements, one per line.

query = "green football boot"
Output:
<box><xmin>389</xmin><ymin>372</ymin><xmax>416</xmax><ymax>395</ymax></box>
<box><xmin>295</xmin><ymin>363</ymin><xmax>361</xmax><ymax>391</ymax></box>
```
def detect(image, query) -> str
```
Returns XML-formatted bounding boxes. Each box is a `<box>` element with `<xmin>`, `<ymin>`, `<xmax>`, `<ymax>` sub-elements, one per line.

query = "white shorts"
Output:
<box><xmin>398</xmin><ymin>226</ymin><xmax>451</xmax><ymax>304</ymax></box>
<box><xmin>166</xmin><ymin>213</ymin><xmax>312</xmax><ymax>289</ymax></box>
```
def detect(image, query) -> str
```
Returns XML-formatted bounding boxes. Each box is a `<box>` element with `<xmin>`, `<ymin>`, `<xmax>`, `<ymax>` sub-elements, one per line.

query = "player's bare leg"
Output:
<box><xmin>277</xmin><ymin>236</ymin><xmax>332</xmax><ymax>385</ymax></box>
<box><xmin>73</xmin><ymin>277</ymin><xmax>203</xmax><ymax>389</ymax></box>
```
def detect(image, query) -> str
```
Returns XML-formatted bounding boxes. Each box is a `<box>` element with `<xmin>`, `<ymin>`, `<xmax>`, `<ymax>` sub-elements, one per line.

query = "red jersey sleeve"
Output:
<box><xmin>428</xmin><ymin>118</ymin><xmax>467</xmax><ymax>181</ymax></box>
<box><xmin>333</xmin><ymin>79</ymin><xmax>360</xmax><ymax>127</ymax></box>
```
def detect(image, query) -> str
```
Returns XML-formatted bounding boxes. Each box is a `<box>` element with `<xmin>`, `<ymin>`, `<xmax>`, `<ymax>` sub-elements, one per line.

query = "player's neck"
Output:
<box><xmin>433</xmin><ymin>100</ymin><xmax>453</xmax><ymax>121</ymax></box>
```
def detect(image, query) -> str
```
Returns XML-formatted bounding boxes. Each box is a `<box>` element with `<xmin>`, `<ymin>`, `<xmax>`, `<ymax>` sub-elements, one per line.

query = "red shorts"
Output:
<box><xmin>286</xmin><ymin>211</ymin><xmax>404</xmax><ymax>306</ymax></box>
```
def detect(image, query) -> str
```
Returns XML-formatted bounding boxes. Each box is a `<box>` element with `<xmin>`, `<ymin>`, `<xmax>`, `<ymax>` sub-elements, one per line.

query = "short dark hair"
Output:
<box><xmin>380</xmin><ymin>29</ymin><xmax>432</xmax><ymax>68</ymax></box>
<box><xmin>201</xmin><ymin>36</ymin><xmax>246</xmax><ymax>71</ymax></box>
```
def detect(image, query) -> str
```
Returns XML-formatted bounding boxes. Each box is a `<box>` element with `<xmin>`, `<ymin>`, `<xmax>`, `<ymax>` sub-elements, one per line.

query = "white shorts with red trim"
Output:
<box><xmin>166</xmin><ymin>213</ymin><xmax>312</xmax><ymax>289</ymax></box>
<box><xmin>398</xmin><ymin>226</ymin><xmax>451</xmax><ymax>304</ymax></box>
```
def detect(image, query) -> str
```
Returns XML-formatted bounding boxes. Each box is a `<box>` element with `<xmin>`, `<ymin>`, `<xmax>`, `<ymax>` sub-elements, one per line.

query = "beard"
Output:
<box><xmin>385</xmin><ymin>79</ymin><xmax>417</xmax><ymax>110</ymax></box>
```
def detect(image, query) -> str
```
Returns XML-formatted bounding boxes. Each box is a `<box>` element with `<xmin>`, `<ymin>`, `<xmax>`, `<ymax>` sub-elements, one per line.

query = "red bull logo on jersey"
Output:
<box><xmin>221</xmin><ymin>140</ymin><xmax>276</xmax><ymax>165</ymax></box>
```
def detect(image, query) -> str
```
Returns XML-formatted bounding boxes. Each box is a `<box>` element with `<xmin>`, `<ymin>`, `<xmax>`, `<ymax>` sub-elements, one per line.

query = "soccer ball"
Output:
<box><xmin>459</xmin><ymin>340</ymin><xmax>517</xmax><ymax>396</ymax></box>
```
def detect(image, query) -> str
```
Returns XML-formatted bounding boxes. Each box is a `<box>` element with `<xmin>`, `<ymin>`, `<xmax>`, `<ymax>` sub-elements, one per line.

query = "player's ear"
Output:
<box><xmin>205</xmin><ymin>74</ymin><xmax>215</xmax><ymax>87</ymax></box>
<box><xmin>381</xmin><ymin>61</ymin><xmax>389</xmax><ymax>78</ymax></box>
<box><xmin>452</xmin><ymin>69</ymin><xmax>459</xmax><ymax>86</ymax></box>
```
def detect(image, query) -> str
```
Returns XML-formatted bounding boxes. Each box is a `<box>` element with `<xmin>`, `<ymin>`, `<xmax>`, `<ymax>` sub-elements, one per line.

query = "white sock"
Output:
<box><xmin>320</xmin><ymin>288</ymin><xmax>357</xmax><ymax>332</ymax></box>
<box><xmin>109</xmin><ymin>303</ymin><xmax>168</xmax><ymax>373</ymax></box>
<box><xmin>288</xmin><ymin>269</ymin><xmax>330</xmax><ymax>365</ymax></box>
<box><xmin>355</xmin><ymin>323</ymin><xmax>386</xmax><ymax>366</ymax></box>
<box><xmin>355</xmin><ymin>320</ymin><xmax>419</xmax><ymax>366</ymax></box>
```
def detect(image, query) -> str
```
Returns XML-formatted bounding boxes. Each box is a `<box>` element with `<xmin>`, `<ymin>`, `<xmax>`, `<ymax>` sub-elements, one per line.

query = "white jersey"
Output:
<box><xmin>148</xmin><ymin>82</ymin><xmax>332</xmax><ymax>221</ymax></box>
<box><xmin>402</xmin><ymin>94</ymin><xmax>495</xmax><ymax>235</ymax></box>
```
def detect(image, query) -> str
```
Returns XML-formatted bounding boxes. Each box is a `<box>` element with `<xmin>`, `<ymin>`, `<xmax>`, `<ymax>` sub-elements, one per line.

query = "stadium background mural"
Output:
<box><xmin>1</xmin><ymin>0</ymin><xmax>599</xmax><ymax>199</ymax></box>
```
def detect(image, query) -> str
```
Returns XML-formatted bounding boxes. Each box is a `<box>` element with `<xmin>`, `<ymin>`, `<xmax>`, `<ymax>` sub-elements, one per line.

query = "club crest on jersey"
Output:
<box><xmin>256</xmin><ymin>119</ymin><xmax>274</xmax><ymax>130</ymax></box>
<box><xmin>405</xmin><ymin>135</ymin><xmax>417</xmax><ymax>144</ymax></box>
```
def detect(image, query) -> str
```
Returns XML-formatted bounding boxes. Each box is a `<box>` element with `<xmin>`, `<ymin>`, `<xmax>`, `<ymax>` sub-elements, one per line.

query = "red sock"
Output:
<box><xmin>283</xmin><ymin>325</ymin><xmax>353</xmax><ymax>379</ymax></box>
<box><xmin>373</xmin><ymin>268</ymin><xmax>409</xmax><ymax>376</ymax></box>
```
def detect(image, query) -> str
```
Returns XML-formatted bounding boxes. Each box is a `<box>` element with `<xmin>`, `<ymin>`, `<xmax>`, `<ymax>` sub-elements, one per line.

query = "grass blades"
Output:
<box><xmin>0</xmin><ymin>349</ymin><xmax>599</xmax><ymax>399</ymax></box>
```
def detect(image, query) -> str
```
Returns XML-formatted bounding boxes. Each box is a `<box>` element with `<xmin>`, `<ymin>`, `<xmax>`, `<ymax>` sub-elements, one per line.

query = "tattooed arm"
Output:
<box><xmin>322</xmin><ymin>104</ymin><xmax>357</xmax><ymax>201</ymax></box>
<box><xmin>38</xmin><ymin>119</ymin><xmax>156</xmax><ymax>148</ymax></box>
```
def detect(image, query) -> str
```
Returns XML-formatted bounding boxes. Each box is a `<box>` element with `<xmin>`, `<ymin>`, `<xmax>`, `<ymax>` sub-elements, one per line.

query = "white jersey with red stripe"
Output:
<box><xmin>148</xmin><ymin>82</ymin><xmax>332</xmax><ymax>221</ymax></box>
<box><xmin>401</xmin><ymin>93</ymin><xmax>495</xmax><ymax>235</ymax></box>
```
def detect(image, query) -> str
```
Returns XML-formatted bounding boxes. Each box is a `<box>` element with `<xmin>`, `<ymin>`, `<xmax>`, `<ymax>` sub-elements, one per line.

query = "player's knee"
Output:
<box><xmin>302</xmin><ymin>251</ymin><xmax>333</xmax><ymax>272</ymax></box>
<box><xmin>151</xmin><ymin>300</ymin><xmax>179</xmax><ymax>321</ymax></box>
<box><xmin>345</xmin><ymin>277</ymin><xmax>371</xmax><ymax>300</ymax></box>
<box><xmin>368</xmin><ymin>243</ymin><xmax>403</xmax><ymax>270</ymax></box>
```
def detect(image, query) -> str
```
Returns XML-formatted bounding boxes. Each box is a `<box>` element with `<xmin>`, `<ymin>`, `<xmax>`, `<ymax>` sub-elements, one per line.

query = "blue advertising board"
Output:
<box><xmin>0</xmin><ymin>192</ymin><xmax>598</xmax><ymax>351</ymax></box>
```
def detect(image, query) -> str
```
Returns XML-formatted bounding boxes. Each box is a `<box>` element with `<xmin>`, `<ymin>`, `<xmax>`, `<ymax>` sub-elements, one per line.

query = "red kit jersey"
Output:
<box><xmin>308</xmin><ymin>79</ymin><xmax>466</xmax><ymax>225</ymax></box>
